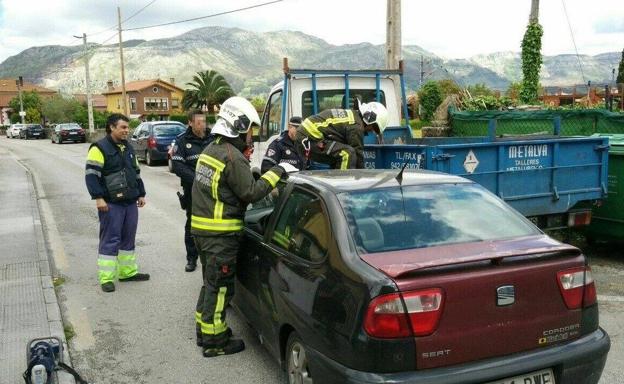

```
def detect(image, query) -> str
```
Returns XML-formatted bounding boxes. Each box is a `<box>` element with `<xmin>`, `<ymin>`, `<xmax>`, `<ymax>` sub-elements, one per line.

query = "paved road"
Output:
<box><xmin>1</xmin><ymin>136</ymin><xmax>621</xmax><ymax>383</ymax></box>
<box><xmin>1</xmin><ymin>137</ymin><xmax>284</xmax><ymax>384</ymax></box>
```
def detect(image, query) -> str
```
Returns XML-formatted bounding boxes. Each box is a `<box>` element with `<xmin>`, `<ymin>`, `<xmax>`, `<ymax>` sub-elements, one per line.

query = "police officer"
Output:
<box><xmin>191</xmin><ymin>96</ymin><xmax>287</xmax><ymax>357</ymax></box>
<box><xmin>261</xmin><ymin>116</ymin><xmax>306</xmax><ymax>173</ymax></box>
<box><xmin>85</xmin><ymin>113</ymin><xmax>150</xmax><ymax>293</ymax></box>
<box><xmin>171</xmin><ymin>109</ymin><xmax>212</xmax><ymax>272</ymax></box>
<box><xmin>295</xmin><ymin>101</ymin><xmax>389</xmax><ymax>169</ymax></box>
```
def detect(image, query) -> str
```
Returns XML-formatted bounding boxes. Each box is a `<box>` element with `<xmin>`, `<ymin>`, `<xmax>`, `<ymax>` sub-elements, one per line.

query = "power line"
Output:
<box><xmin>124</xmin><ymin>0</ymin><xmax>283</xmax><ymax>31</ymax></box>
<box><xmin>560</xmin><ymin>0</ymin><xmax>586</xmax><ymax>84</ymax></box>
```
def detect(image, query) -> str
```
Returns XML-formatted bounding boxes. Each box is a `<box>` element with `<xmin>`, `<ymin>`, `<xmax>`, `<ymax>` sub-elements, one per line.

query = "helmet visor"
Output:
<box><xmin>234</xmin><ymin>115</ymin><xmax>251</xmax><ymax>134</ymax></box>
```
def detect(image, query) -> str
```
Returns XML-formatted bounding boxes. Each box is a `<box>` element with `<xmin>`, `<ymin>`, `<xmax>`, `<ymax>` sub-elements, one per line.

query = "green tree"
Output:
<box><xmin>25</xmin><ymin>107</ymin><xmax>41</xmax><ymax>123</ymax></box>
<box><xmin>437</xmin><ymin>79</ymin><xmax>461</xmax><ymax>99</ymax></box>
<box><xmin>9</xmin><ymin>91</ymin><xmax>42</xmax><ymax>122</ymax></box>
<box><xmin>418</xmin><ymin>81</ymin><xmax>442</xmax><ymax>121</ymax></box>
<box><xmin>520</xmin><ymin>22</ymin><xmax>543</xmax><ymax>103</ymax></box>
<box><xmin>617</xmin><ymin>49</ymin><xmax>624</xmax><ymax>84</ymax></box>
<box><xmin>182</xmin><ymin>70</ymin><xmax>234</xmax><ymax>113</ymax></box>
<box><xmin>506</xmin><ymin>82</ymin><xmax>523</xmax><ymax>100</ymax></box>
<box><xmin>250</xmin><ymin>96</ymin><xmax>266</xmax><ymax>112</ymax></box>
<box><xmin>466</xmin><ymin>83</ymin><xmax>495</xmax><ymax>97</ymax></box>
<box><xmin>41</xmin><ymin>95</ymin><xmax>82</xmax><ymax>123</ymax></box>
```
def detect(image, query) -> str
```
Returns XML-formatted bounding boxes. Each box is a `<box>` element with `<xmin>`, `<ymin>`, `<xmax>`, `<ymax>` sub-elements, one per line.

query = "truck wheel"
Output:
<box><xmin>285</xmin><ymin>332</ymin><xmax>313</xmax><ymax>384</ymax></box>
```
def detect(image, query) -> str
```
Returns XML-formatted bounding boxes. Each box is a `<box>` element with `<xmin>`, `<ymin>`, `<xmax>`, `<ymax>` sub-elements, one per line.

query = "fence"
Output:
<box><xmin>449</xmin><ymin>109</ymin><xmax>624</xmax><ymax>137</ymax></box>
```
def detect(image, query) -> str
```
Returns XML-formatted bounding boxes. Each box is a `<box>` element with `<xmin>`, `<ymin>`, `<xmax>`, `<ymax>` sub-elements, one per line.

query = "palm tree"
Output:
<box><xmin>182</xmin><ymin>70</ymin><xmax>234</xmax><ymax>112</ymax></box>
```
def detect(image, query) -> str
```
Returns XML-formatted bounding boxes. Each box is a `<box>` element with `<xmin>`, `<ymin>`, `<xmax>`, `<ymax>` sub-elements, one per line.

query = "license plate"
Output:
<box><xmin>70</xmin><ymin>132</ymin><xmax>77</xmax><ymax>135</ymax></box>
<box><xmin>486</xmin><ymin>369</ymin><xmax>554</xmax><ymax>384</ymax></box>
<box><xmin>33</xmin><ymin>133</ymin><xmax>40</xmax><ymax>135</ymax></box>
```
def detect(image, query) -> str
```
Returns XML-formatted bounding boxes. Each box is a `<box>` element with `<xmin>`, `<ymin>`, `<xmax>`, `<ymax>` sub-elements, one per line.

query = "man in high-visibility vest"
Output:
<box><xmin>295</xmin><ymin>101</ymin><xmax>388</xmax><ymax>169</ymax></box>
<box><xmin>191</xmin><ymin>96</ymin><xmax>289</xmax><ymax>357</ymax></box>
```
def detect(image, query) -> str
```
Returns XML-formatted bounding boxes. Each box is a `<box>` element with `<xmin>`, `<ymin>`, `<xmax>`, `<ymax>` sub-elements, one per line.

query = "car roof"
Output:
<box><xmin>290</xmin><ymin>169</ymin><xmax>472</xmax><ymax>193</ymax></box>
<box><xmin>147</xmin><ymin>121</ymin><xmax>185</xmax><ymax>125</ymax></box>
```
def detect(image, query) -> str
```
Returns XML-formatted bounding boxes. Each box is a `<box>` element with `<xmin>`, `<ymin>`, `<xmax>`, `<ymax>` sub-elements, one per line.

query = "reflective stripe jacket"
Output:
<box><xmin>191</xmin><ymin>136</ymin><xmax>284</xmax><ymax>236</ymax></box>
<box><xmin>171</xmin><ymin>127</ymin><xmax>213</xmax><ymax>192</ymax></box>
<box><xmin>261</xmin><ymin>131</ymin><xmax>306</xmax><ymax>173</ymax></box>
<box><xmin>85</xmin><ymin>135</ymin><xmax>145</xmax><ymax>203</ymax></box>
<box><xmin>300</xmin><ymin>108</ymin><xmax>366</xmax><ymax>168</ymax></box>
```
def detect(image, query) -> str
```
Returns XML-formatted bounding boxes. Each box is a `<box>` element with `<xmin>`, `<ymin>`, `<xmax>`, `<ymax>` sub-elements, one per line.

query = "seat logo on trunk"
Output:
<box><xmin>496</xmin><ymin>285</ymin><xmax>515</xmax><ymax>306</ymax></box>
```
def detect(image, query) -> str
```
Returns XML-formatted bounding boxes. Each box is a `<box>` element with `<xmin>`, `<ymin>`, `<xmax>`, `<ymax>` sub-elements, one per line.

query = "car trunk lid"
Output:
<box><xmin>361</xmin><ymin>235</ymin><xmax>588</xmax><ymax>369</ymax></box>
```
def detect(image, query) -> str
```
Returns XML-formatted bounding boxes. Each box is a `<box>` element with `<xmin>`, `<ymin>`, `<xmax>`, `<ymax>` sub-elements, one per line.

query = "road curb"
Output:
<box><xmin>22</xmin><ymin>160</ymin><xmax>76</xmax><ymax>384</ymax></box>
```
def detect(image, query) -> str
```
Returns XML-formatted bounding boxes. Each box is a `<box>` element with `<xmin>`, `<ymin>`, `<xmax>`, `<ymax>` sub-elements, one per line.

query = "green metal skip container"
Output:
<box><xmin>585</xmin><ymin>134</ymin><xmax>624</xmax><ymax>242</ymax></box>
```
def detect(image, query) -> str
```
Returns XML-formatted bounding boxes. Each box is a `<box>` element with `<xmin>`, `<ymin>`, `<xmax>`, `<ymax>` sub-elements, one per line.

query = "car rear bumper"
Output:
<box><xmin>307</xmin><ymin>328</ymin><xmax>610</xmax><ymax>384</ymax></box>
<box><xmin>149</xmin><ymin>148</ymin><xmax>168</xmax><ymax>161</ymax></box>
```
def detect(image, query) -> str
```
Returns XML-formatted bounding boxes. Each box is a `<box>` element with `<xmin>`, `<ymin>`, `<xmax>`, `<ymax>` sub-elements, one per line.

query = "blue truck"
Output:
<box><xmin>252</xmin><ymin>58</ymin><xmax>609</xmax><ymax>229</ymax></box>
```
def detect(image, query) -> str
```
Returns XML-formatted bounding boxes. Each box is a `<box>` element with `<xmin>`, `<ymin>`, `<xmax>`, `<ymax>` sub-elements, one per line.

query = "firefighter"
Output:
<box><xmin>295</xmin><ymin>101</ymin><xmax>388</xmax><ymax>169</ymax></box>
<box><xmin>261</xmin><ymin>116</ymin><xmax>307</xmax><ymax>173</ymax></box>
<box><xmin>171</xmin><ymin>109</ymin><xmax>212</xmax><ymax>272</ymax></box>
<box><xmin>191</xmin><ymin>96</ymin><xmax>288</xmax><ymax>357</ymax></box>
<box><xmin>85</xmin><ymin>113</ymin><xmax>150</xmax><ymax>293</ymax></box>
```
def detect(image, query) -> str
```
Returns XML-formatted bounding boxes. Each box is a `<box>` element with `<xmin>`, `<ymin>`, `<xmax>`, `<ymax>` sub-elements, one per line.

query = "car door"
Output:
<box><xmin>131</xmin><ymin>124</ymin><xmax>148</xmax><ymax>159</ymax></box>
<box><xmin>259</xmin><ymin>186</ymin><xmax>332</xmax><ymax>356</ymax></box>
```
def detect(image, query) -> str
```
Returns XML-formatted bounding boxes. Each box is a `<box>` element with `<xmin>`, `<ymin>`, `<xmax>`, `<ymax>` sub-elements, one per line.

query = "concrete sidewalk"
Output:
<box><xmin>0</xmin><ymin>151</ymin><xmax>74</xmax><ymax>384</ymax></box>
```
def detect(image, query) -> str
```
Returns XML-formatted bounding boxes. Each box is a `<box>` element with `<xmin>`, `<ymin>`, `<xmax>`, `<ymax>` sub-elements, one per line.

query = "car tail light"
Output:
<box><xmin>567</xmin><ymin>211</ymin><xmax>592</xmax><ymax>227</ymax></box>
<box><xmin>364</xmin><ymin>288</ymin><xmax>444</xmax><ymax>338</ymax></box>
<box><xmin>147</xmin><ymin>136</ymin><xmax>157</xmax><ymax>149</ymax></box>
<box><xmin>557</xmin><ymin>266</ymin><xmax>597</xmax><ymax>309</ymax></box>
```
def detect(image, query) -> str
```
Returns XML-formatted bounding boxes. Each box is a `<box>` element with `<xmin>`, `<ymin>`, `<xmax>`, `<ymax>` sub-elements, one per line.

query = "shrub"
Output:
<box><xmin>418</xmin><ymin>81</ymin><xmax>442</xmax><ymax>121</ymax></box>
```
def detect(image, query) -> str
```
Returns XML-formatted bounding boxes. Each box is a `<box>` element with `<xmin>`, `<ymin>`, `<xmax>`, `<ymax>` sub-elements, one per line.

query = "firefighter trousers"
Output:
<box><xmin>194</xmin><ymin>233</ymin><xmax>240</xmax><ymax>346</ymax></box>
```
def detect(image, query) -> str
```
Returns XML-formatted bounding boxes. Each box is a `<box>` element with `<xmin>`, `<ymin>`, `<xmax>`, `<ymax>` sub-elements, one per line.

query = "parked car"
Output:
<box><xmin>50</xmin><ymin>123</ymin><xmax>86</xmax><ymax>144</ymax></box>
<box><xmin>7</xmin><ymin>124</ymin><xmax>24</xmax><ymax>138</ymax></box>
<box><xmin>19</xmin><ymin>124</ymin><xmax>45</xmax><ymax>139</ymax></box>
<box><xmin>130</xmin><ymin>121</ymin><xmax>186</xmax><ymax>166</ymax></box>
<box><xmin>236</xmin><ymin>169</ymin><xmax>610</xmax><ymax>384</ymax></box>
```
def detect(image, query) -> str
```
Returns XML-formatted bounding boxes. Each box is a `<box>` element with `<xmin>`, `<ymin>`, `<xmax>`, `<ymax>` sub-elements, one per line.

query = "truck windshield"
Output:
<box><xmin>338</xmin><ymin>184</ymin><xmax>540</xmax><ymax>253</ymax></box>
<box><xmin>302</xmin><ymin>89</ymin><xmax>386</xmax><ymax>118</ymax></box>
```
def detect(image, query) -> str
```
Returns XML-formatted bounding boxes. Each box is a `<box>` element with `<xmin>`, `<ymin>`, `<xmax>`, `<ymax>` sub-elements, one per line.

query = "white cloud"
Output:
<box><xmin>1</xmin><ymin>0</ymin><xmax>623</xmax><ymax>63</ymax></box>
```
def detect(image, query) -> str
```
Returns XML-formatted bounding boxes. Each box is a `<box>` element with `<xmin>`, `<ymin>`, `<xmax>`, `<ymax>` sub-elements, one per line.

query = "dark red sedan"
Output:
<box><xmin>236</xmin><ymin>169</ymin><xmax>610</xmax><ymax>384</ymax></box>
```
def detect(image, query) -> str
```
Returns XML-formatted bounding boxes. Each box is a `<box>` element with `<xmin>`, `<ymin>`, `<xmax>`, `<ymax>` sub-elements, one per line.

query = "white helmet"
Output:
<box><xmin>213</xmin><ymin>96</ymin><xmax>260</xmax><ymax>138</ymax></box>
<box><xmin>360</xmin><ymin>102</ymin><xmax>389</xmax><ymax>134</ymax></box>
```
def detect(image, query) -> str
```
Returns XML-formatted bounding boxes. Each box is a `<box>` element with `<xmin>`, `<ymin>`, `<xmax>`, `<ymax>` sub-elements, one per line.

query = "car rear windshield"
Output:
<box><xmin>154</xmin><ymin>124</ymin><xmax>185</xmax><ymax>136</ymax></box>
<box><xmin>27</xmin><ymin>125</ymin><xmax>43</xmax><ymax>131</ymax></box>
<box><xmin>61</xmin><ymin>124</ymin><xmax>81</xmax><ymax>130</ymax></box>
<box><xmin>338</xmin><ymin>183</ymin><xmax>540</xmax><ymax>253</ymax></box>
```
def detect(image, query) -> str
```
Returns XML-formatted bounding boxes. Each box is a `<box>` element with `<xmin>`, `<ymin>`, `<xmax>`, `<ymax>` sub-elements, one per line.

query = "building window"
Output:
<box><xmin>130</xmin><ymin>98</ymin><xmax>137</xmax><ymax>111</ymax></box>
<box><xmin>144</xmin><ymin>97</ymin><xmax>169</xmax><ymax>111</ymax></box>
<box><xmin>172</xmin><ymin>98</ymin><xmax>179</xmax><ymax>108</ymax></box>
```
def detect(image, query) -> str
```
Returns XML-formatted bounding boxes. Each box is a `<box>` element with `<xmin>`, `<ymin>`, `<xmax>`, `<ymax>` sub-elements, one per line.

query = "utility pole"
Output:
<box><xmin>16</xmin><ymin>76</ymin><xmax>25</xmax><ymax>124</ymax></box>
<box><xmin>385</xmin><ymin>0</ymin><xmax>402</xmax><ymax>118</ymax></box>
<box><xmin>118</xmin><ymin>6</ymin><xmax>128</xmax><ymax>116</ymax></box>
<box><xmin>529</xmin><ymin>0</ymin><xmax>539</xmax><ymax>23</ymax></box>
<box><xmin>420</xmin><ymin>56</ymin><xmax>425</xmax><ymax>88</ymax></box>
<box><xmin>75</xmin><ymin>33</ymin><xmax>95</xmax><ymax>133</ymax></box>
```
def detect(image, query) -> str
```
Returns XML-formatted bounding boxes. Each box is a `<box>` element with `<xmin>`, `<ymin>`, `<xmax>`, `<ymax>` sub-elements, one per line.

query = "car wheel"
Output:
<box><xmin>168</xmin><ymin>158</ymin><xmax>174</xmax><ymax>173</ymax></box>
<box><xmin>146</xmin><ymin>150</ymin><xmax>154</xmax><ymax>166</ymax></box>
<box><xmin>285</xmin><ymin>332</ymin><xmax>313</xmax><ymax>384</ymax></box>
<box><xmin>58</xmin><ymin>138</ymin><xmax>62</xmax><ymax>144</ymax></box>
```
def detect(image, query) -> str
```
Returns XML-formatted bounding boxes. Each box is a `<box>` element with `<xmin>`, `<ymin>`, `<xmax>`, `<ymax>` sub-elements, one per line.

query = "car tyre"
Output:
<box><xmin>168</xmin><ymin>158</ymin><xmax>174</xmax><ymax>173</ymax></box>
<box><xmin>146</xmin><ymin>150</ymin><xmax>154</xmax><ymax>166</ymax></box>
<box><xmin>58</xmin><ymin>137</ymin><xmax>62</xmax><ymax>144</ymax></box>
<box><xmin>285</xmin><ymin>332</ymin><xmax>313</xmax><ymax>384</ymax></box>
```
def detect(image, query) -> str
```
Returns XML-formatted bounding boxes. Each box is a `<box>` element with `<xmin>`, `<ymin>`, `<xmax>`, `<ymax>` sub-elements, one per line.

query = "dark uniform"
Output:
<box><xmin>295</xmin><ymin>108</ymin><xmax>366</xmax><ymax>169</ymax></box>
<box><xmin>191</xmin><ymin>134</ymin><xmax>284</xmax><ymax>354</ymax></box>
<box><xmin>171</xmin><ymin>127</ymin><xmax>212</xmax><ymax>268</ymax></box>
<box><xmin>261</xmin><ymin>130</ymin><xmax>306</xmax><ymax>173</ymax></box>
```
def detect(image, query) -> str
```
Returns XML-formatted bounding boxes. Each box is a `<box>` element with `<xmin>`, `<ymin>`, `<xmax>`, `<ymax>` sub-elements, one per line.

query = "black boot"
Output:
<box><xmin>197</xmin><ymin>327</ymin><xmax>232</xmax><ymax>347</ymax></box>
<box><xmin>101</xmin><ymin>282</ymin><xmax>115</xmax><ymax>292</ymax></box>
<box><xmin>185</xmin><ymin>262</ymin><xmax>196</xmax><ymax>272</ymax></box>
<box><xmin>203</xmin><ymin>339</ymin><xmax>245</xmax><ymax>357</ymax></box>
<box><xmin>119</xmin><ymin>273</ymin><xmax>150</xmax><ymax>282</ymax></box>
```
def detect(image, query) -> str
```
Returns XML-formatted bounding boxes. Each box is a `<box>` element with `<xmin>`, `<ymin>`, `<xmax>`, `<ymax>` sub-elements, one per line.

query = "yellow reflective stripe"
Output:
<box><xmin>213</xmin><ymin>287</ymin><xmax>227</xmax><ymax>334</ymax></box>
<box><xmin>212</xmin><ymin>168</ymin><xmax>221</xmax><ymax>200</ymax></box>
<box><xmin>195</xmin><ymin>311</ymin><xmax>202</xmax><ymax>323</ymax></box>
<box><xmin>87</xmin><ymin>146</ymin><xmax>105</xmax><ymax>165</ymax></box>
<box><xmin>339</xmin><ymin>150</ymin><xmax>350</xmax><ymax>170</ymax></box>
<box><xmin>302</xmin><ymin>119</ymin><xmax>323</xmax><ymax>139</ymax></box>
<box><xmin>272</xmin><ymin>231</ymin><xmax>289</xmax><ymax>248</ymax></box>
<box><xmin>214</xmin><ymin>201</ymin><xmax>224</xmax><ymax>220</ymax></box>
<box><xmin>200</xmin><ymin>321</ymin><xmax>228</xmax><ymax>335</ymax></box>
<box><xmin>97</xmin><ymin>259</ymin><xmax>117</xmax><ymax>267</ymax></box>
<box><xmin>261</xmin><ymin>170</ymin><xmax>280</xmax><ymax>188</ymax></box>
<box><xmin>191</xmin><ymin>215</ymin><xmax>243</xmax><ymax>231</ymax></box>
<box><xmin>302</xmin><ymin>110</ymin><xmax>355</xmax><ymax>140</ymax></box>
<box><xmin>198</xmin><ymin>154</ymin><xmax>225</xmax><ymax>171</ymax></box>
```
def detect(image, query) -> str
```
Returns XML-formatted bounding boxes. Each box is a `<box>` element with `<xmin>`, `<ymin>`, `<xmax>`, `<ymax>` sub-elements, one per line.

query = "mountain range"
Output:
<box><xmin>0</xmin><ymin>26</ymin><xmax>619</xmax><ymax>96</ymax></box>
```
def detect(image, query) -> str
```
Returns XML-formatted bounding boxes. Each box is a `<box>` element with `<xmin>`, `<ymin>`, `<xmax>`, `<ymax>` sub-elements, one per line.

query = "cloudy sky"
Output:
<box><xmin>0</xmin><ymin>0</ymin><xmax>623</xmax><ymax>63</ymax></box>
